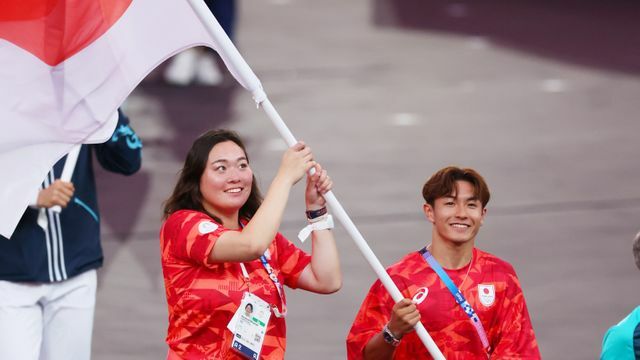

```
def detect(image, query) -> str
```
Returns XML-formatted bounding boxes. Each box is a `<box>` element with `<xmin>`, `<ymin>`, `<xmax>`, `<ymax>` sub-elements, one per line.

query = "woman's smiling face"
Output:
<box><xmin>200</xmin><ymin>141</ymin><xmax>253</xmax><ymax>217</ymax></box>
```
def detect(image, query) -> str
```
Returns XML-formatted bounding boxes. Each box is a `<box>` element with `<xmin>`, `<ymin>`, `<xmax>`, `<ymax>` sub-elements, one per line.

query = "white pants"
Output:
<box><xmin>0</xmin><ymin>270</ymin><xmax>97</xmax><ymax>360</ymax></box>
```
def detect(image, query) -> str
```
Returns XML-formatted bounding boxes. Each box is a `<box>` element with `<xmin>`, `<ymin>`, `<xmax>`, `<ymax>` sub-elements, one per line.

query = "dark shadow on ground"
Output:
<box><xmin>373</xmin><ymin>0</ymin><xmax>640</xmax><ymax>75</ymax></box>
<box><xmin>95</xmin><ymin>168</ymin><xmax>150</xmax><ymax>242</ymax></box>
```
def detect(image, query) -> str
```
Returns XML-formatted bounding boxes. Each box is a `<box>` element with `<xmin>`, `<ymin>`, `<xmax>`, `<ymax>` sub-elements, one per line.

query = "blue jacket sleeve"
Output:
<box><xmin>93</xmin><ymin>109</ymin><xmax>142</xmax><ymax>175</ymax></box>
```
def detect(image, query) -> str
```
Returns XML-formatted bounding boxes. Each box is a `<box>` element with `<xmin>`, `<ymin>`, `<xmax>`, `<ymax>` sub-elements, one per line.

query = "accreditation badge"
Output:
<box><xmin>228</xmin><ymin>292</ymin><xmax>271</xmax><ymax>359</ymax></box>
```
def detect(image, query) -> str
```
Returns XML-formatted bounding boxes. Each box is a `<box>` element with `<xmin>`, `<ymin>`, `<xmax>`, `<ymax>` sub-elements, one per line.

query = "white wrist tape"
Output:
<box><xmin>297</xmin><ymin>215</ymin><xmax>334</xmax><ymax>243</ymax></box>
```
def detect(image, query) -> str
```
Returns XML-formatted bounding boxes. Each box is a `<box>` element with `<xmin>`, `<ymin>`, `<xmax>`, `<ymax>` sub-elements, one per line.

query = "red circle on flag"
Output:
<box><xmin>0</xmin><ymin>0</ymin><xmax>133</xmax><ymax>66</ymax></box>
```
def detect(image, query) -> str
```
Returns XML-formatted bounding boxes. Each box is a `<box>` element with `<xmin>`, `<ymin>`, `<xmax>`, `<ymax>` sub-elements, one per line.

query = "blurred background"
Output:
<box><xmin>93</xmin><ymin>0</ymin><xmax>640</xmax><ymax>358</ymax></box>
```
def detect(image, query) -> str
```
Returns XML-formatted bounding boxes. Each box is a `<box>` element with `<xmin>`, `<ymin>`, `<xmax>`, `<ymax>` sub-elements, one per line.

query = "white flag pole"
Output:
<box><xmin>50</xmin><ymin>110</ymin><xmax>119</xmax><ymax>213</ymax></box>
<box><xmin>185</xmin><ymin>1</ymin><xmax>444</xmax><ymax>358</ymax></box>
<box><xmin>50</xmin><ymin>144</ymin><xmax>81</xmax><ymax>213</ymax></box>
<box><xmin>262</xmin><ymin>99</ymin><xmax>444</xmax><ymax>359</ymax></box>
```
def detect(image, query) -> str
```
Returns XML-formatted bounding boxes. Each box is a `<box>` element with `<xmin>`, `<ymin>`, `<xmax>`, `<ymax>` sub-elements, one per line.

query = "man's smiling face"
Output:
<box><xmin>424</xmin><ymin>180</ymin><xmax>486</xmax><ymax>246</ymax></box>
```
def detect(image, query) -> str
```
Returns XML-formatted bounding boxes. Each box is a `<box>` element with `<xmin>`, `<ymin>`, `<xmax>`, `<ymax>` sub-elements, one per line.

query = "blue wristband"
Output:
<box><xmin>305</xmin><ymin>207</ymin><xmax>327</xmax><ymax>220</ymax></box>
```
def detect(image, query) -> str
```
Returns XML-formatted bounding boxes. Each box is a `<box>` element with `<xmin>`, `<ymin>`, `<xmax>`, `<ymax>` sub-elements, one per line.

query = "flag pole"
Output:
<box><xmin>185</xmin><ymin>1</ymin><xmax>444</xmax><ymax>358</ymax></box>
<box><xmin>50</xmin><ymin>144</ymin><xmax>81</xmax><ymax>213</ymax></box>
<box><xmin>262</xmin><ymin>99</ymin><xmax>444</xmax><ymax>359</ymax></box>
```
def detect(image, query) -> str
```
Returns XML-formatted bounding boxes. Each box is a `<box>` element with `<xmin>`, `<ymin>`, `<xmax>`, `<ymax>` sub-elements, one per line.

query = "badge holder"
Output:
<box><xmin>228</xmin><ymin>292</ymin><xmax>272</xmax><ymax>359</ymax></box>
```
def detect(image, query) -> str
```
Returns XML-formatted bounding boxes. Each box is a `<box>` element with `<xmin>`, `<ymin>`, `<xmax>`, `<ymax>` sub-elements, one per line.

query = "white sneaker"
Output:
<box><xmin>164</xmin><ymin>48</ymin><xmax>198</xmax><ymax>86</ymax></box>
<box><xmin>195</xmin><ymin>53</ymin><xmax>224</xmax><ymax>86</ymax></box>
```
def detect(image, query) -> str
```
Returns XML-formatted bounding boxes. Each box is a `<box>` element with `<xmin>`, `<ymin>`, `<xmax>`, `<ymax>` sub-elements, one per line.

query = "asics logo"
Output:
<box><xmin>412</xmin><ymin>287</ymin><xmax>429</xmax><ymax>304</ymax></box>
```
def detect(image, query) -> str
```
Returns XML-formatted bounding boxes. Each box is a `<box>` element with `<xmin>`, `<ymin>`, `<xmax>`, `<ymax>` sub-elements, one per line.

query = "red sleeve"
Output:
<box><xmin>274</xmin><ymin>233</ymin><xmax>311</xmax><ymax>289</ymax></box>
<box><xmin>491</xmin><ymin>272</ymin><xmax>541</xmax><ymax>359</ymax></box>
<box><xmin>165</xmin><ymin>211</ymin><xmax>228</xmax><ymax>269</ymax></box>
<box><xmin>346</xmin><ymin>280</ymin><xmax>395</xmax><ymax>360</ymax></box>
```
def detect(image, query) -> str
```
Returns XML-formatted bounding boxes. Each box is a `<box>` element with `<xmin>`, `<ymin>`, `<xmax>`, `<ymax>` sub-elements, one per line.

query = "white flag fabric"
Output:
<box><xmin>0</xmin><ymin>0</ymin><xmax>264</xmax><ymax>237</ymax></box>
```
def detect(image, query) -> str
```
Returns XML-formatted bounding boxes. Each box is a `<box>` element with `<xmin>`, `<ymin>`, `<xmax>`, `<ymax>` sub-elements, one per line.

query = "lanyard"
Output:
<box><xmin>238</xmin><ymin>221</ymin><xmax>288</xmax><ymax>318</ymax></box>
<box><xmin>419</xmin><ymin>247</ymin><xmax>491</xmax><ymax>354</ymax></box>
<box><xmin>258</xmin><ymin>254</ymin><xmax>287</xmax><ymax>318</ymax></box>
<box><xmin>240</xmin><ymin>255</ymin><xmax>287</xmax><ymax>318</ymax></box>
<box><xmin>239</xmin><ymin>258</ymin><xmax>287</xmax><ymax>318</ymax></box>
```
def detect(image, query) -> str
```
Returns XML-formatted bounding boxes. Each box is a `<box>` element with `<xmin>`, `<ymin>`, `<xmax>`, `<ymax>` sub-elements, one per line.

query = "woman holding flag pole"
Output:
<box><xmin>160</xmin><ymin>129</ymin><xmax>341</xmax><ymax>359</ymax></box>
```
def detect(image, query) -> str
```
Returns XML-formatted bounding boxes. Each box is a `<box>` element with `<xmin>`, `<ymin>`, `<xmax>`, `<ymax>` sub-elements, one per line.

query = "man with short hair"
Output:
<box><xmin>347</xmin><ymin>166</ymin><xmax>540</xmax><ymax>359</ymax></box>
<box><xmin>600</xmin><ymin>231</ymin><xmax>640</xmax><ymax>359</ymax></box>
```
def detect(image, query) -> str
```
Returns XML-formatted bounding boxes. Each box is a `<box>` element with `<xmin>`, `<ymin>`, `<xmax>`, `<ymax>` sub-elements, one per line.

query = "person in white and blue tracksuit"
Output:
<box><xmin>0</xmin><ymin>109</ymin><xmax>142</xmax><ymax>360</ymax></box>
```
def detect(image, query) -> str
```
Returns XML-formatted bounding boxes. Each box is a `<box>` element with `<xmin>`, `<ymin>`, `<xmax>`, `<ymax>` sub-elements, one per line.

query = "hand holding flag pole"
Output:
<box><xmin>50</xmin><ymin>144</ymin><xmax>80</xmax><ymax>213</ymax></box>
<box><xmin>185</xmin><ymin>1</ymin><xmax>445</xmax><ymax>358</ymax></box>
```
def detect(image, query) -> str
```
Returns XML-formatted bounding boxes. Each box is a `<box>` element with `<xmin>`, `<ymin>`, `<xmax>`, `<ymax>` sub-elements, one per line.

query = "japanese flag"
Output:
<box><xmin>0</xmin><ymin>0</ymin><xmax>264</xmax><ymax>237</ymax></box>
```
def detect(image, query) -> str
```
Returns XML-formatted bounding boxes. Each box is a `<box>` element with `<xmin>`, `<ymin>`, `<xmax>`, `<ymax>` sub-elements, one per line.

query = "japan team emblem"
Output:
<box><xmin>198</xmin><ymin>221</ymin><xmax>219</xmax><ymax>235</ymax></box>
<box><xmin>477</xmin><ymin>284</ymin><xmax>495</xmax><ymax>307</ymax></box>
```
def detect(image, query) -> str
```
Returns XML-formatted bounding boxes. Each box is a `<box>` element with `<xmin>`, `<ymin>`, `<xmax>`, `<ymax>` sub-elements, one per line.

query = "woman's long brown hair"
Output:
<box><xmin>163</xmin><ymin>129</ymin><xmax>263</xmax><ymax>224</ymax></box>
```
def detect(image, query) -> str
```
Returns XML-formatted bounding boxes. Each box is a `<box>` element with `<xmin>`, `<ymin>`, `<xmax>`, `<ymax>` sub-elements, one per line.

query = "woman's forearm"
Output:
<box><xmin>306</xmin><ymin>228</ymin><xmax>342</xmax><ymax>293</ymax></box>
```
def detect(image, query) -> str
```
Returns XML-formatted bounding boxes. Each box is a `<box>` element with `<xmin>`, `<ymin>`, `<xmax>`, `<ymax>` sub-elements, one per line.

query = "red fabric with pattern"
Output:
<box><xmin>161</xmin><ymin>210</ymin><xmax>311</xmax><ymax>359</ymax></box>
<box><xmin>346</xmin><ymin>248</ymin><xmax>541</xmax><ymax>359</ymax></box>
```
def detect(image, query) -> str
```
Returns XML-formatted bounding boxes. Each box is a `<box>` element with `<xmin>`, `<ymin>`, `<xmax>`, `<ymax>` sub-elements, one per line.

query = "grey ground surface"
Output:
<box><xmin>93</xmin><ymin>0</ymin><xmax>640</xmax><ymax>359</ymax></box>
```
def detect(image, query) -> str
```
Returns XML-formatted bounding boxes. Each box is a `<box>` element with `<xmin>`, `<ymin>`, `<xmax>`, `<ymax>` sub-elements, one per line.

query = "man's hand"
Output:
<box><xmin>37</xmin><ymin>180</ymin><xmax>75</xmax><ymax>208</ymax></box>
<box><xmin>388</xmin><ymin>298</ymin><xmax>421</xmax><ymax>339</ymax></box>
<box><xmin>363</xmin><ymin>298</ymin><xmax>422</xmax><ymax>359</ymax></box>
